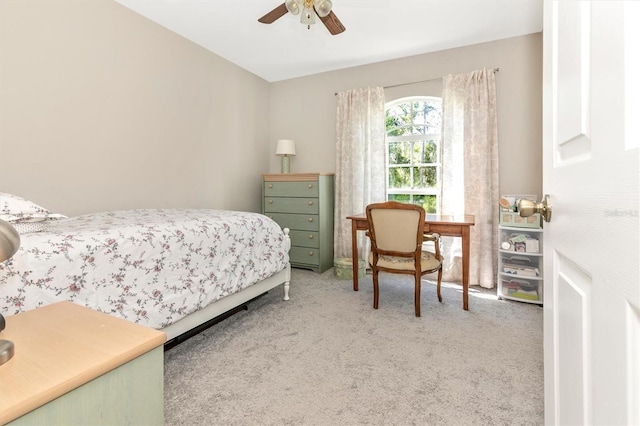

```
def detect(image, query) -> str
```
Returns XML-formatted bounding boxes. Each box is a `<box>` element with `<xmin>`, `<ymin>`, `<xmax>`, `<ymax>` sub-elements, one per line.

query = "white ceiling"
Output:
<box><xmin>115</xmin><ymin>0</ymin><xmax>543</xmax><ymax>82</ymax></box>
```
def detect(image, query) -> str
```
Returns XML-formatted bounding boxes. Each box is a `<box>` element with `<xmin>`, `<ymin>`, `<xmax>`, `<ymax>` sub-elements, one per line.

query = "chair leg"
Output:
<box><xmin>414</xmin><ymin>274</ymin><xmax>421</xmax><ymax>317</ymax></box>
<box><xmin>437</xmin><ymin>268</ymin><xmax>443</xmax><ymax>303</ymax></box>
<box><xmin>372</xmin><ymin>268</ymin><xmax>379</xmax><ymax>310</ymax></box>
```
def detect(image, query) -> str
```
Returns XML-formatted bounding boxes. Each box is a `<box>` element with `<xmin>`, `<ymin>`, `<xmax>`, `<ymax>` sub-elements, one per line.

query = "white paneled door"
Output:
<box><xmin>543</xmin><ymin>1</ymin><xmax>640</xmax><ymax>425</ymax></box>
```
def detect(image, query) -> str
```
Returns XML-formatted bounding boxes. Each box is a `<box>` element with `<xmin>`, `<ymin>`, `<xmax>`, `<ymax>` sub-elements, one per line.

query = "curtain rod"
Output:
<box><xmin>334</xmin><ymin>67</ymin><xmax>499</xmax><ymax>95</ymax></box>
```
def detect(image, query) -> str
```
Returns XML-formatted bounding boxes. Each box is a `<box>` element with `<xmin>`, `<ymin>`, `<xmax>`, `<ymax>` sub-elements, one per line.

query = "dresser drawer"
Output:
<box><xmin>264</xmin><ymin>197</ymin><xmax>319</xmax><ymax>214</ymax></box>
<box><xmin>264</xmin><ymin>181</ymin><xmax>319</xmax><ymax>197</ymax></box>
<box><xmin>267</xmin><ymin>213</ymin><xmax>319</xmax><ymax>231</ymax></box>
<box><xmin>288</xmin><ymin>230</ymin><xmax>319</xmax><ymax>248</ymax></box>
<box><xmin>290</xmin><ymin>247</ymin><xmax>320</xmax><ymax>266</ymax></box>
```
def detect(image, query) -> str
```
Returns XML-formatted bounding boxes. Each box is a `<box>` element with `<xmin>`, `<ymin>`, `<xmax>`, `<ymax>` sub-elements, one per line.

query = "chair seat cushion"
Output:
<box><xmin>368</xmin><ymin>250</ymin><xmax>441</xmax><ymax>272</ymax></box>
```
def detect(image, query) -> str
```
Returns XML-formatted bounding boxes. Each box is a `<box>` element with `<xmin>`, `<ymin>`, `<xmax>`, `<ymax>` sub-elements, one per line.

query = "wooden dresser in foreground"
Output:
<box><xmin>0</xmin><ymin>301</ymin><xmax>166</xmax><ymax>425</ymax></box>
<box><xmin>263</xmin><ymin>173</ymin><xmax>334</xmax><ymax>273</ymax></box>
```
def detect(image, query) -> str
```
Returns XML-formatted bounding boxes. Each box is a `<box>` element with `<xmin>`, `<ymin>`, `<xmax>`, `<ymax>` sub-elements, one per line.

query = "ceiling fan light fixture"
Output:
<box><xmin>285</xmin><ymin>0</ymin><xmax>301</xmax><ymax>15</ymax></box>
<box><xmin>300</xmin><ymin>5</ymin><xmax>316</xmax><ymax>28</ymax></box>
<box><xmin>258</xmin><ymin>0</ymin><xmax>345</xmax><ymax>35</ymax></box>
<box><xmin>313</xmin><ymin>0</ymin><xmax>332</xmax><ymax>18</ymax></box>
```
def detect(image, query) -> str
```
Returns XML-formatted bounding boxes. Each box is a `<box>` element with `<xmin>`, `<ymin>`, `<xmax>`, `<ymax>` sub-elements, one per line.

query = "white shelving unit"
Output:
<box><xmin>497</xmin><ymin>195</ymin><xmax>543</xmax><ymax>305</ymax></box>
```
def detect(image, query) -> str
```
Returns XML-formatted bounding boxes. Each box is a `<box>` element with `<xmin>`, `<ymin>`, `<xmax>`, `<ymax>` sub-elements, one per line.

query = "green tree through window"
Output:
<box><xmin>385</xmin><ymin>97</ymin><xmax>442</xmax><ymax>213</ymax></box>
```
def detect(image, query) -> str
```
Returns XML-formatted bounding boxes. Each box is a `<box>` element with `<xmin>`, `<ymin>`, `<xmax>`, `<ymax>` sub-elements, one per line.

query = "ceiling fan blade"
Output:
<box><xmin>258</xmin><ymin>3</ymin><xmax>288</xmax><ymax>24</ymax></box>
<box><xmin>317</xmin><ymin>10</ymin><xmax>346</xmax><ymax>35</ymax></box>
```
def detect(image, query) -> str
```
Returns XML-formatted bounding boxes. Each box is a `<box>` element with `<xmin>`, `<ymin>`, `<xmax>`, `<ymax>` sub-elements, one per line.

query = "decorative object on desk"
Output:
<box><xmin>0</xmin><ymin>218</ymin><xmax>20</xmax><ymax>366</ymax></box>
<box><xmin>518</xmin><ymin>194</ymin><xmax>552</xmax><ymax>223</ymax></box>
<box><xmin>275</xmin><ymin>139</ymin><xmax>296</xmax><ymax>173</ymax></box>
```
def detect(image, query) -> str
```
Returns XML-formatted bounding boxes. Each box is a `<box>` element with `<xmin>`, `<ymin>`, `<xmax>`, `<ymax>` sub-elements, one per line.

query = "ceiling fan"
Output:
<box><xmin>258</xmin><ymin>0</ymin><xmax>346</xmax><ymax>35</ymax></box>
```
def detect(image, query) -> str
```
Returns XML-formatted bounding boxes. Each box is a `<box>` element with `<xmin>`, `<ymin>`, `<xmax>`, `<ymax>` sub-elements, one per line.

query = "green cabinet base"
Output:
<box><xmin>9</xmin><ymin>347</ymin><xmax>164</xmax><ymax>426</ymax></box>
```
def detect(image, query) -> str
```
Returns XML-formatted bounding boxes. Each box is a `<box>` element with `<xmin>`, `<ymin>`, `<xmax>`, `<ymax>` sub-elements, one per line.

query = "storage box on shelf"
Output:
<box><xmin>262</xmin><ymin>173</ymin><xmax>334</xmax><ymax>273</ymax></box>
<box><xmin>499</xmin><ymin>211</ymin><xmax>542</xmax><ymax>228</ymax></box>
<box><xmin>497</xmin><ymin>194</ymin><xmax>543</xmax><ymax>305</ymax></box>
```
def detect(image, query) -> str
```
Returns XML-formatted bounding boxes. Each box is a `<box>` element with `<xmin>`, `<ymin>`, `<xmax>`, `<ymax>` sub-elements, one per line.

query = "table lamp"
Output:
<box><xmin>0</xmin><ymin>218</ymin><xmax>20</xmax><ymax>366</ymax></box>
<box><xmin>276</xmin><ymin>139</ymin><xmax>296</xmax><ymax>173</ymax></box>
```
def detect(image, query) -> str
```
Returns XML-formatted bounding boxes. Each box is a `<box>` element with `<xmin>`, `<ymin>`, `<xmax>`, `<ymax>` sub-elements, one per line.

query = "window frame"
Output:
<box><xmin>384</xmin><ymin>96</ymin><xmax>443</xmax><ymax>213</ymax></box>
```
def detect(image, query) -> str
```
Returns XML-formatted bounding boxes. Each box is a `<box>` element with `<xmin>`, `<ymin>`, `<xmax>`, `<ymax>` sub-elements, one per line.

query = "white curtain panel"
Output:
<box><xmin>334</xmin><ymin>87</ymin><xmax>387</xmax><ymax>260</ymax></box>
<box><xmin>441</xmin><ymin>68</ymin><xmax>499</xmax><ymax>288</ymax></box>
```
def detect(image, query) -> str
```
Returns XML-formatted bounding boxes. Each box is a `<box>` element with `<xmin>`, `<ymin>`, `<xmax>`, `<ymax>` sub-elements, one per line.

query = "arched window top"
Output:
<box><xmin>386</xmin><ymin>96</ymin><xmax>442</xmax><ymax>138</ymax></box>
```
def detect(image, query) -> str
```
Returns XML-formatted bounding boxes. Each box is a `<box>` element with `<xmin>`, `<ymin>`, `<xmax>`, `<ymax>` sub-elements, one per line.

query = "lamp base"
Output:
<box><xmin>281</xmin><ymin>155</ymin><xmax>291</xmax><ymax>174</ymax></box>
<box><xmin>0</xmin><ymin>339</ymin><xmax>14</xmax><ymax>366</ymax></box>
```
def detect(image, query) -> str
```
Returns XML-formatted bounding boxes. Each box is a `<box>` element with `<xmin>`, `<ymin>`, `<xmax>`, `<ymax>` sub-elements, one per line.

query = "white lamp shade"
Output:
<box><xmin>276</xmin><ymin>139</ymin><xmax>296</xmax><ymax>156</ymax></box>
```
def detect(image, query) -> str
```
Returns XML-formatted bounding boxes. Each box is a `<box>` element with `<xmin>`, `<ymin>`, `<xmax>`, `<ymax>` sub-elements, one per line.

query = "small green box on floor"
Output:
<box><xmin>334</xmin><ymin>257</ymin><xmax>366</xmax><ymax>280</ymax></box>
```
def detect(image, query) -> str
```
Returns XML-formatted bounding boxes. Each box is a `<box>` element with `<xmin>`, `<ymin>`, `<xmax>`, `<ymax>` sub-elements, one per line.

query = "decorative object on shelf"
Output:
<box><xmin>0</xmin><ymin>218</ymin><xmax>20</xmax><ymax>366</ymax></box>
<box><xmin>258</xmin><ymin>0</ymin><xmax>345</xmax><ymax>35</ymax></box>
<box><xmin>518</xmin><ymin>194</ymin><xmax>552</xmax><ymax>223</ymax></box>
<box><xmin>499</xmin><ymin>194</ymin><xmax>542</xmax><ymax>228</ymax></box>
<box><xmin>499</xmin><ymin>197</ymin><xmax>516</xmax><ymax>211</ymax></box>
<box><xmin>276</xmin><ymin>139</ymin><xmax>296</xmax><ymax>174</ymax></box>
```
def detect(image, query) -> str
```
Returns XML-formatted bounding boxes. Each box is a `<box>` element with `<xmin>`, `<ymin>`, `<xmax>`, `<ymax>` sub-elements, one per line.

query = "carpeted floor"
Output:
<box><xmin>164</xmin><ymin>268</ymin><xmax>543</xmax><ymax>426</ymax></box>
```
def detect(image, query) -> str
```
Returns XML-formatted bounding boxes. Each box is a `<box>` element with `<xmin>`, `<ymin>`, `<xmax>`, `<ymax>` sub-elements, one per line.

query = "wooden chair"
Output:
<box><xmin>365</xmin><ymin>201</ymin><xmax>443</xmax><ymax>317</ymax></box>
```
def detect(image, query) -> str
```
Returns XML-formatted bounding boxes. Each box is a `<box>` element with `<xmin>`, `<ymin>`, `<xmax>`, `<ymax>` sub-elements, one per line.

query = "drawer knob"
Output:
<box><xmin>308</xmin><ymin>234</ymin><xmax>314</xmax><ymax>239</ymax></box>
<box><xmin>307</xmin><ymin>184</ymin><xmax>313</xmax><ymax>189</ymax></box>
<box><xmin>268</xmin><ymin>184</ymin><xmax>273</xmax><ymax>188</ymax></box>
<box><xmin>268</xmin><ymin>199</ymin><xmax>273</xmax><ymax>204</ymax></box>
<box><xmin>308</xmin><ymin>217</ymin><xmax>313</xmax><ymax>222</ymax></box>
<box><xmin>308</xmin><ymin>201</ymin><xmax>313</xmax><ymax>206</ymax></box>
<box><xmin>308</xmin><ymin>251</ymin><xmax>314</xmax><ymax>256</ymax></box>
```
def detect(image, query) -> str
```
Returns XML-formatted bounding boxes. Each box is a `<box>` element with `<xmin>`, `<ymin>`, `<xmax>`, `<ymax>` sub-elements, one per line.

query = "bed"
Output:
<box><xmin>0</xmin><ymin>192</ymin><xmax>291</xmax><ymax>343</ymax></box>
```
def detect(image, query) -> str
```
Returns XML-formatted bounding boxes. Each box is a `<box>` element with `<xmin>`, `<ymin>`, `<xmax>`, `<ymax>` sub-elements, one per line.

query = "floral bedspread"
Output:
<box><xmin>0</xmin><ymin>209</ymin><xmax>289</xmax><ymax>330</ymax></box>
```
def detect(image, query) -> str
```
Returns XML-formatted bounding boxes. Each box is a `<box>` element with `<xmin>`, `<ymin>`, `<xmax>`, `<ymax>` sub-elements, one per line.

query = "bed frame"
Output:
<box><xmin>161</xmin><ymin>229</ymin><xmax>291</xmax><ymax>345</ymax></box>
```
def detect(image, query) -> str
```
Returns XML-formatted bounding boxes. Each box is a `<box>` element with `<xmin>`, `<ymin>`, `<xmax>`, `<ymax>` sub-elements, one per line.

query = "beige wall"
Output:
<box><xmin>0</xmin><ymin>0</ymin><xmax>271</xmax><ymax>216</ymax></box>
<box><xmin>1</xmin><ymin>1</ymin><xmax>542</xmax><ymax>217</ymax></box>
<box><xmin>269</xmin><ymin>33</ymin><xmax>543</xmax><ymax>199</ymax></box>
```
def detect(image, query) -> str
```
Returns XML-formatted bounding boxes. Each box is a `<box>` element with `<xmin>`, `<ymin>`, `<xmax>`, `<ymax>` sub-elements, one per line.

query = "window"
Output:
<box><xmin>385</xmin><ymin>97</ymin><xmax>442</xmax><ymax>213</ymax></box>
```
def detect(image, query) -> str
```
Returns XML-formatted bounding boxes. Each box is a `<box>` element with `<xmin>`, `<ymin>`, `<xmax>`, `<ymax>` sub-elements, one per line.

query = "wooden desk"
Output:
<box><xmin>347</xmin><ymin>214</ymin><xmax>475</xmax><ymax>310</ymax></box>
<box><xmin>0</xmin><ymin>301</ymin><xmax>166</xmax><ymax>425</ymax></box>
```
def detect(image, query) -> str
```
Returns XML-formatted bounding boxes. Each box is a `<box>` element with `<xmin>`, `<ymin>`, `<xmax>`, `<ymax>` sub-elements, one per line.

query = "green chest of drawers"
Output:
<box><xmin>263</xmin><ymin>173</ymin><xmax>334</xmax><ymax>273</ymax></box>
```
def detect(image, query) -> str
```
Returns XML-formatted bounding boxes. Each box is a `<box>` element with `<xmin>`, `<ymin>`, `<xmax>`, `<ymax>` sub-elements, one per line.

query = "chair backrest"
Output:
<box><xmin>366</xmin><ymin>201</ymin><xmax>425</xmax><ymax>255</ymax></box>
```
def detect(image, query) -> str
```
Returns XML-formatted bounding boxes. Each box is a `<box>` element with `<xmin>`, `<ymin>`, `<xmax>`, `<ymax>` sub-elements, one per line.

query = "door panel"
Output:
<box><xmin>544</xmin><ymin>1</ymin><xmax>640</xmax><ymax>425</ymax></box>
<box><xmin>555</xmin><ymin>252</ymin><xmax>591</xmax><ymax>425</ymax></box>
<box><xmin>554</xmin><ymin>1</ymin><xmax>590</xmax><ymax>164</ymax></box>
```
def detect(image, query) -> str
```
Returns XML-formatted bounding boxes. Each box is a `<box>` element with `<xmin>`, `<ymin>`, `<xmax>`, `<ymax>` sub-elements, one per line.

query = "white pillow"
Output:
<box><xmin>0</xmin><ymin>192</ymin><xmax>66</xmax><ymax>231</ymax></box>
